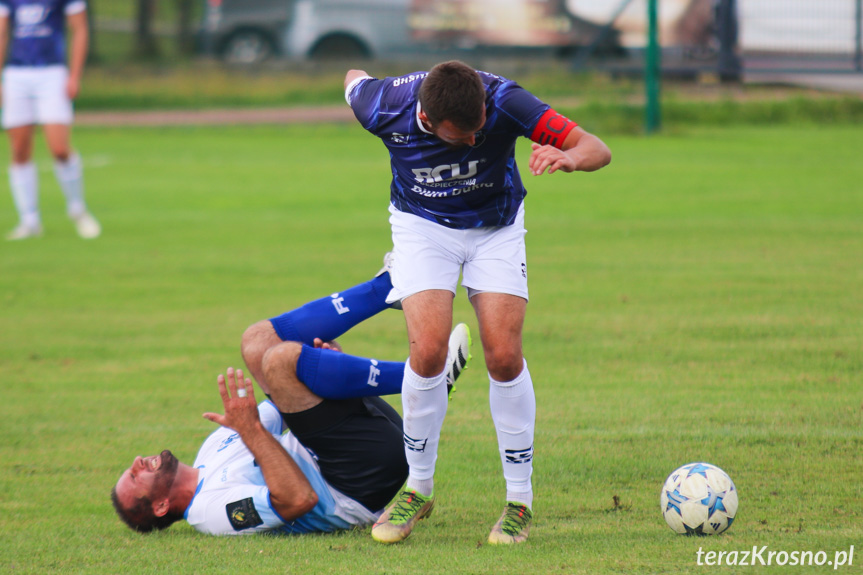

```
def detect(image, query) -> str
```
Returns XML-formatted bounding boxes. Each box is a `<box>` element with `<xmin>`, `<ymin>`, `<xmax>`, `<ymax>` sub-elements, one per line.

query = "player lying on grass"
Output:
<box><xmin>111</xmin><ymin>256</ymin><xmax>471</xmax><ymax>535</ymax></box>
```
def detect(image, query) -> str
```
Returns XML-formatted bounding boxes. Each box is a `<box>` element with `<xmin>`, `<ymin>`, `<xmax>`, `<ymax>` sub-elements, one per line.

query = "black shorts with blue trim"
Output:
<box><xmin>279</xmin><ymin>396</ymin><xmax>407</xmax><ymax>513</ymax></box>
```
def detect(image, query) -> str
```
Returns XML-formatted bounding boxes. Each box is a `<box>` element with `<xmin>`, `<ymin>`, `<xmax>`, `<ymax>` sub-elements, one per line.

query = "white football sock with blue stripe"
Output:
<box><xmin>402</xmin><ymin>361</ymin><xmax>448</xmax><ymax>497</ymax></box>
<box><xmin>489</xmin><ymin>359</ymin><xmax>535</xmax><ymax>509</ymax></box>
<box><xmin>53</xmin><ymin>152</ymin><xmax>86</xmax><ymax>218</ymax></box>
<box><xmin>9</xmin><ymin>162</ymin><xmax>39</xmax><ymax>228</ymax></box>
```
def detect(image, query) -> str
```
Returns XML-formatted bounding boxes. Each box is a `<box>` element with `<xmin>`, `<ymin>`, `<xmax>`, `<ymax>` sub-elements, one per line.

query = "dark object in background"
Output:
<box><xmin>715</xmin><ymin>0</ymin><xmax>742</xmax><ymax>82</ymax></box>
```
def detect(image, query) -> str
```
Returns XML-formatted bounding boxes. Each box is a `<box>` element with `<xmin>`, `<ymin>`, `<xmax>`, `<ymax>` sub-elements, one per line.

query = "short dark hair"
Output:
<box><xmin>419</xmin><ymin>60</ymin><xmax>486</xmax><ymax>131</ymax></box>
<box><xmin>110</xmin><ymin>486</ymin><xmax>181</xmax><ymax>533</ymax></box>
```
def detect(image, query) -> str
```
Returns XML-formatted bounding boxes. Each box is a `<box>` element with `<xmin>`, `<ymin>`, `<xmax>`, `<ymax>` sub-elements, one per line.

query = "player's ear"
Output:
<box><xmin>152</xmin><ymin>498</ymin><xmax>170</xmax><ymax>517</ymax></box>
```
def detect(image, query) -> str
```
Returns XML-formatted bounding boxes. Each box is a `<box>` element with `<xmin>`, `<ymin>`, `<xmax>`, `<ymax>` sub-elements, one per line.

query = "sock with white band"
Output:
<box><xmin>9</xmin><ymin>162</ymin><xmax>40</xmax><ymax>228</ymax></box>
<box><xmin>402</xmin><ymin>361</ymin><xmax>448</xmax><ymax>497</ymax></box>
<box><xmin>53</xmin><ymin>152</ymin><xmax>86</xmax><ymax>218</ymax></box>
<box><xmin>489</xmin><ymin>359</ymin><xmax>536</xmax><ymax>509</ymax></box>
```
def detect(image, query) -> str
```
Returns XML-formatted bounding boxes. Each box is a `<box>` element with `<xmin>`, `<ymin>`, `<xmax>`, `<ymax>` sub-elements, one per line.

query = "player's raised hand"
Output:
<box><xmin>529</xmin><ymin>143</ymin><xmax>578</xmax><ymax>175</ymax></box>
<box><xmin>203</xmin><ymin>367</ymin><xmax>260</xmax><ymax>432</ymax></box>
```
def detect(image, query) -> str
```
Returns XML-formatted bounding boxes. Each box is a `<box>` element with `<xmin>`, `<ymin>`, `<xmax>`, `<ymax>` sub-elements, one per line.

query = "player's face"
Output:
<box><xmin>431</xmin><ymin>112</ymin><xmax>486</xmax><ymax>148</ymax></box>
<box><xmin>114</xmin><ymin>450</ymin><xmax>180</xmax><ymax>508</ymax></box>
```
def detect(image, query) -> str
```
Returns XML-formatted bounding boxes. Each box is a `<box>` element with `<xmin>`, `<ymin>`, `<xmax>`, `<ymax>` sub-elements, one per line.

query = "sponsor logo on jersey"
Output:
<box><xmin>410</xmin><ymin>180</ymin><xmax>493</xmax><ymax>198</ymax></box>
<box><xmin>17</xmin><ymin>4</ymin><xmax>47</xmax><ymax>25</ymax></box>
<box><xmin>412</xmin><ymin>160</ymin><xmax>480</xmax><ymax>184</ymax></box>
<box><xmin>226</xmin><ymin>498</ymin><xmax>264</xmax><ymax>531</ymax></box>
<box><xmin>216</xmin><ymin>433</ymin><xmax>240</xmax><ymax>452</ymax></box>
<box><xmin>14</xmin><ymin>4</ymin><xmax>52</xmax><ymax>38</ymax></box>
<box><xmin>391</xmin><ymin>133</ymin><xmax>410</xmax><ymax>144</ymax></box>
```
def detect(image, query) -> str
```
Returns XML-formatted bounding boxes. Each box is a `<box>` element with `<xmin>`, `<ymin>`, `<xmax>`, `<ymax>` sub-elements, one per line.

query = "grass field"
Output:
<box><xmin>1</xmin><ymin>122</ymin><xmax>861</xmax><ymax>574</ymax></box>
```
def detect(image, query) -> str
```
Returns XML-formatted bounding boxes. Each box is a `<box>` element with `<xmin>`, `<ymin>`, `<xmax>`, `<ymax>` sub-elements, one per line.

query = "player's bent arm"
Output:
<box><xmin>204</xmin><ymin>370</ymin><xmax>319</xmax><ymax>522</ymax></box>
<box><xmin>560</xmin><ymin>126</ymin><xmax>612</xmax><ymax>172</ymax></box>
<box><xmin>528</xmin><ymin>126</ymin><xmax>611</xmax><ymax>175</ymax></box>
<box><xmin>344</xmin><ymin>69</ymin><xmax>370</xmax><ymax>91</ymax></box>
<box><xmin>238</xmin><ymin>424</ymin><xmax>320</xmax><ymax>521</ymax></box>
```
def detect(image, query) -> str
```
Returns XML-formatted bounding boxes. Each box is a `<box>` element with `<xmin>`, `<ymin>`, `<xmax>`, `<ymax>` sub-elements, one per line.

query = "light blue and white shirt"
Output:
<box><xmin>184</xmin><ymin>400</ymin><xmax>377</xmax><ymax>536</ymax></box>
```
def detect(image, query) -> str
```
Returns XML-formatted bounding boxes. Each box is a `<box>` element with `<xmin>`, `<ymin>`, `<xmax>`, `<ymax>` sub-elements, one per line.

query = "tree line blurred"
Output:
<box><xmin>88</xmin><ymin>0</ymin><xmax>198</xmax><ymax>63</ymax></box>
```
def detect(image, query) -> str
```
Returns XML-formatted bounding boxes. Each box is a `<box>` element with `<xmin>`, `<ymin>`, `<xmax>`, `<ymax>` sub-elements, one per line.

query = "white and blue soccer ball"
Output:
<box><xmin>661</xmin><ymin>462</ymin><xmax>738</xmax><ymax>535</ymax></box>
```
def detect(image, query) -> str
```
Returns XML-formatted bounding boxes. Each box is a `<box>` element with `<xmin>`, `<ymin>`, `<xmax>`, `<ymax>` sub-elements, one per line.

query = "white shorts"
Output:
<box><xmin>387</xmin><ymin>203</ymin><xmax>529</xmax><ymax>304</ymax></box>
<box><xmin>2</xmin><ymin>66</ymin><xmax>74</xmax><ymax>129</ymax></box>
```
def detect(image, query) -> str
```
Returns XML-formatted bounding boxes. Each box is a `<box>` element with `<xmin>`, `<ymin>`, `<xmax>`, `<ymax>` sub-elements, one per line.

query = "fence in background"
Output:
<box><xmin>93</xmin><ymin>0</ymin><xmax>863</xmax><ymax>76</ymax></box>
<box><xmin>573</xmin><ymin>0</ymin><xmax>863</xmax><ymax>77</ymax></box>
<box><xmin>740</xmin><ymin>0</ymin><xmax>863</xmax><ymax>73</ymax></box>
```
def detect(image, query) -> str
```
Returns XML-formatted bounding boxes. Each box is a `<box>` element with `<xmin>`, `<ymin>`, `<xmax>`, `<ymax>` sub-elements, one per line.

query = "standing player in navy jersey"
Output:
<box><xmin>345</xmin><ymin>61</ymin><xmax>611</xmax><ymax>545</ymax></box>
<box><xmin>0</xmin><ymin>0</ymin><xmax>99</xmax><ymax>240</ymax></box>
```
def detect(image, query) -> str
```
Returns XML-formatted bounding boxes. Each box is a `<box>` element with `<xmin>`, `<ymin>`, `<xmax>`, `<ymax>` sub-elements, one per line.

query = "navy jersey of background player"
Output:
<box><xmin>348</xmin><ymin>70</ymin><xmax>577</xmax><ymax>229</ymax></box>
<box><xmin>0</xmin><ymin>0</ymin><xmax>83</xmax><ymax>67</ymax></box>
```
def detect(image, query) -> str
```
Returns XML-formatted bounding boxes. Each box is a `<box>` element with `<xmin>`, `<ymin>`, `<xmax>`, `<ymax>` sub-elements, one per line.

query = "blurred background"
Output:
<box><xmin>83</xmin><ymin>0</ymin><xmax>863</xmax><ymax>126</ymax></box>
<box><xmin>103</xmin><ymin>0</ymin><xmax>863</xmax><ymax>71</ymax></box>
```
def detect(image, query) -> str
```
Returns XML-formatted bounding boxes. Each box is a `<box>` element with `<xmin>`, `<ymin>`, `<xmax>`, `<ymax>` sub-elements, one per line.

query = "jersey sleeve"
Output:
<box><xmin>346</xmin><ymin>76</ymin><xmax>385</xmax><ymax>132</ymax></box>
<box><xmin>189</xmin><ymin>485</ymin><xmax>287</xmax><ymax>536</ymax></box>
<box><xmin>492</xmin><ymin>79</ymin><xmax>577</xmax><ymax>148</ymax></box>
<box><xmin>65</xmin><ymin>0</ymin><xmax>87</xmax><ymax>15</ymax></box>
<box><xmin>258</xmin><ymin>400</ymin><xmax>286</xmax><ymax>435</ymax></box>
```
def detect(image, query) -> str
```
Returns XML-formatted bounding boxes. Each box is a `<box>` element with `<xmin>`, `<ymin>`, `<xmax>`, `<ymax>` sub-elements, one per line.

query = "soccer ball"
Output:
<box><xmin>660</xmin><ymin>462</ymin><xmax>738</xmax><ymax>535</ymax></box>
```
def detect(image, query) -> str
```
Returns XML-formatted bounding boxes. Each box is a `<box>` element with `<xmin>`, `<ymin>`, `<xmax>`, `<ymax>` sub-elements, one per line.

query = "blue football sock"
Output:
<box><xmin>269</xmin><ymin>273</ymin><xmax>393</xmax><ymax>344</ymax></box>
<box><xmin>295</xmin><ymin>345</ymin><xmax>404</xmax><ymax>398</ymax></box>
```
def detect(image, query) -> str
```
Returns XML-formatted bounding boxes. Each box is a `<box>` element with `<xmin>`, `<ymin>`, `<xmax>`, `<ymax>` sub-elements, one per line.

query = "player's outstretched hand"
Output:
<box><xmin>529</xmin><ymin>143</ymin><xmax>577</xmax><ymax>175</ymax></box>
<box><xmin>203</xmin><ymin>367</ymin><xmax>261</xmax><ymax>433</ymax></box>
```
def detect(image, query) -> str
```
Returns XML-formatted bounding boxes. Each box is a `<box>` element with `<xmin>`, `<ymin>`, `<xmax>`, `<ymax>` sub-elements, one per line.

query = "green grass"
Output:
<box><xmin>78</xmin><ymin>64</ymin><xmax>351</xmax><ymax>110</ymax></box>
<box><xmin>1</xmin><ymin>123</ymin><xmax>861</xmax><ymax>574</ymax></box>
<box><xmin>75</xmin><ymin>63</ymin><xmax>863</xmax><ymax>137</ymax></box>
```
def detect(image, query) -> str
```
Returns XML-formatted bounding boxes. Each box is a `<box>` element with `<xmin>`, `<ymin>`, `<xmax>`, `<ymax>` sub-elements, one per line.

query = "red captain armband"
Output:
<box><xmin>529</xmin><ymin>109</ymin><xmax>578</xmax><ymax>149</ymax></box>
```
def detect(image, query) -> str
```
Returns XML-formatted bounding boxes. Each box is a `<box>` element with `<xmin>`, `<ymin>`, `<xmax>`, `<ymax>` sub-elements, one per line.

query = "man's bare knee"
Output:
<box><xmin>485</xmin><ymin>349</ymin><xmax>524</xmax><ymax>382</ymax></box>
<box><xmin>409</xmin><ymin>342</ymin><xmax>448</xmax><ymax>377</ymax></box>
<box><xmin>262</xmin><ymin>341</ymin><xmax>303</xmax><ymax>380</ymax></box>
<box><xmin>262</xmin><ymin>341</ymin><xmax>322</xmax><ymax>413</ymax></box>
<box><xmin>241</xmin><ymin>321</ymin><xmax>281</xmax><ymax>376</ymax></box>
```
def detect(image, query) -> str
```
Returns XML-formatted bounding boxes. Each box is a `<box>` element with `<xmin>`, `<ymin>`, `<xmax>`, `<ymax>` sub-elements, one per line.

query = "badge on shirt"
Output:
<box><xmin>226</xmin><ymin>498</ymin><xmax>264</xmax><ymax>531</ymax></box>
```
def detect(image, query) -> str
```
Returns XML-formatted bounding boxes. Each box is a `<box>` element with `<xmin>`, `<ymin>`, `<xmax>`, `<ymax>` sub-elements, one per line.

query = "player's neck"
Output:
<box><xmin>170</xmin><ymin>464</ymin><xmax>201</xmax><ymax>512</ymax></box>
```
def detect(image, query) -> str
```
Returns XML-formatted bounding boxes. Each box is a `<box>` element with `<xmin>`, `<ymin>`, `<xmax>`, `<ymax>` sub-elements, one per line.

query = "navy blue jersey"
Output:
<box><xmin>0</xmin><ymin>0</ymin><xmax>85</xmax><ymax>67</ymax></box>
<box><xmin>348</xmin><ymin>70</ymin><xmax>565</xmax><ymax>229</ymax></box>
